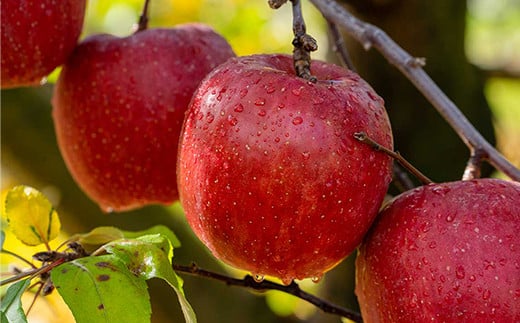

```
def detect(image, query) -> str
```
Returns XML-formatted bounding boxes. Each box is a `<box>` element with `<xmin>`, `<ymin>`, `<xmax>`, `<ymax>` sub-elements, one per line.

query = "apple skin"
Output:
<box><xmin>356</xmin><ymin>178</ymin><xmax>520</xmax><ymax>322</ymax></box>
<box><xmin>52</xmin><ymin>24</ymin><xmax>235</xmax><ymax>212</ymax></box>
<box><xmin>178</xmin><ymin>54</ymin><xmax>393</xmax><ymax>283</ymax></box>
<box><xmin>1</xmin><ymin>0</ymin><xmax>86</xmax><ymax>88</ymax></box>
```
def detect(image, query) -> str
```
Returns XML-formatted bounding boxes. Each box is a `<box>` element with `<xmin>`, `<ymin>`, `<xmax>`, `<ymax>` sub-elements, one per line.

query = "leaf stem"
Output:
<box><xmin>354</xmin><ymin>132</ymin><xmax>433</xmax><ymax>185</ymax></box>
<box><xmin>173</xmin><ymin>263</ymin><xmax>362</xmax><ymax>322</ymax></box>
<box><xmin>1</xmin><ymin>249</ymin><xmax>37</xmax><ymax>269</ymax></box>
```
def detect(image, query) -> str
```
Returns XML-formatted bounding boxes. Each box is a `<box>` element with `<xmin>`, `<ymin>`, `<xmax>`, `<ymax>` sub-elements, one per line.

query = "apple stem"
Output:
<box><xmin>462</xmin><ymin>148</ymin><xmax>486</xmax><ymax>180</ymax></box>
<box><xmin>327</xmin><ymin>21</ymin><xmax>356</xmax><ymax>71</ymax></box>
<box><xmin>290</xmin><ymin>0</ymin><xmax>318</xmax><ymax>82</ymax></box>
<box><xmin>134</xmin><ymin>0</ymin><xmax>151</xmax><ymax>32</ymax></box>
<box><xmin>354</xmin><ymin>132</ymin><xmax>434</xmax><ymax>185</ymax></box>
<box><xmin>309</xmin><ymin>0</ymin><xmax>520</xmax><ymax>181</ymax></box>
<box><xmin>173</xmin><ymin>262</ymin><xmax>363</xmax><ymax>322</ymax></box>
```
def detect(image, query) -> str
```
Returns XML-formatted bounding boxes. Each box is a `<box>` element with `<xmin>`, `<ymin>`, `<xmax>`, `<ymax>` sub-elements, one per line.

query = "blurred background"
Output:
<box><xmin>1</xmin><ymin>0</ymin><xmax>519</xmax><ymax>322</ymax></box>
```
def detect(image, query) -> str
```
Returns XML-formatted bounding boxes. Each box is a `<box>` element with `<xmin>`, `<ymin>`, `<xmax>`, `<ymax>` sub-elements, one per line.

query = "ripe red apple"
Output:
<box><xmin>52</xmin><ymin>24</ymin><xmax>235</xmax><ymax>212</ymax></box>
<box><xmin>1</xmin><ymin>0</ymin><xmax>86</xmax><ymax>88</ymax></box>
<box><xmin>178</xmin><ymin>54</ymin><xmax>393</xmax><ymax>283</ymax></box>
<box><xmin>356</xmin><ymin>178</ymin><xmax>520</xmax><ymax>322</ymax></box>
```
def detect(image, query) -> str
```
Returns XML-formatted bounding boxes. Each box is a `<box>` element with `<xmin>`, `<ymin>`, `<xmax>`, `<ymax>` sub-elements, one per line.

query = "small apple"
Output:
<box><xmin>178</xmin><ymin>54</ymin><xmax>393</xmax><ymax>283</ymax></box>
<box><xmin>356</xmin><ymin>178</ymin><xmax>520</xmax><ymax>322</ymax></box>
<box><xmin>52</xmin><ymin>24</ymin><xmax>235</xmax><ymax>212</ymax></box>
<box><xmin>1</xmin><ymin>0</ymin><xmax>86</xmax><ymax>88</ymax></box>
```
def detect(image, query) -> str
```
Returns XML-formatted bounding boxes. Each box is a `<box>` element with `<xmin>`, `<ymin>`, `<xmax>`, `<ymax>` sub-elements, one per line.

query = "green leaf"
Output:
<box><xmin>0</xmin><ymin>279</ymin><xmax>30</xmax><ymax>323</ymax></box>
<box><xmin>69</xmin><ymin>225</ymin><xmax>180</xmax><ymax>253</ymax></box>
<box><xmin>51</xmin><ymin>255</ymin><xmax>151</xmax><ymax>323</ymax></box>
<box><xmin>3</xmin><ymin>186</ymin><xmax>60</xmax><ymax>246</ymax></box>
<box><xmin>70</xmin><ymin>226</ymin><xmax>125</xmax><ymax>249</ymax></box>
<box><xmin>121</xmin><ymin>225</ymin><xmax>181</xmax><ymax>249</ymax></box>
<box><xmin>104</xmin><ymin>234</ymin><xmax>196</xmax><ymax>323</ymax></box>
<box><xmin>0</xmin><ymin>230</ymin><xmax>5</xmax><ymax>249</ymax></box>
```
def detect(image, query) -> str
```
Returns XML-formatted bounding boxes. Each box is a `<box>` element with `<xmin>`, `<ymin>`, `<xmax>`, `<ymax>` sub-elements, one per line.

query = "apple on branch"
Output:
<box><xmin>1</xmin><ymin>0</ymin><xmax>86</xmax><ymax>89</ymax></box>
<box><xmin>52</xmin><ymin>24</ymin><xmax>235</xmax><ymax>212</ymax></box>
<box><xmin>356</xmin><ymin>178</ymin><xmax>520</xmax><ymax>322</ymax></box>
<box><xmin>177</xmin><ymin>54</ymin><xmax>394</xmax><ymax>284</ymax></box>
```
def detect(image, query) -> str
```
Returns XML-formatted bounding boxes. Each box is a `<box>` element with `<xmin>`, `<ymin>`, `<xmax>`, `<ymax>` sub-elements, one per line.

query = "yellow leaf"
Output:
<box><xmin>3</xmin><ymin>186</ymin><xmax>61</xmax><ymax>246</ymax></box>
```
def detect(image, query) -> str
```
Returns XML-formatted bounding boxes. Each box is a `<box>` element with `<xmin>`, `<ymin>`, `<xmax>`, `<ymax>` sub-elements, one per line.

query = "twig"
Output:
<box><xmin>354</xmin><ymin>132</ymin><xmax>433</xmax><ymax>185</ymax></box>
<box><xmin>1</xmin><ymin>249</ymin><xmax>37</xmax><ymax>269</ymax></box>
<box><xmin>392</xmin><ymin>164</ymin><xmax>416</xmax><ymax>191</ymax></box>
<box><xmin>173</xmin><ymin>263</ymin><xmax>363</xmax><ymax>322</ymax></box>
<box><xmin>326</xmin><ymin>21</ymin><xmax>355</xmax><ymax>71</ymax></box>
<box><xmin>134</xmin><ymin>0</ymin><xmax>151</xmax><ymax>32</ymax></box>
<box><xmin>462</xmin><ymin>148</ymin><xmax>486</xmax><ymax>180</ymax></box>
<box><xmin>308</xmin><ymin>0</ymin><xmax>520</xmax><ymax>181</ymax></box>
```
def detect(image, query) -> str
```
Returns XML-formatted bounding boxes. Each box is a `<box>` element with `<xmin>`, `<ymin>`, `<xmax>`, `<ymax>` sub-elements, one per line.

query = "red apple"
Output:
<box><xmin>52</xmin><ymin>24</ymin><xmax>235</xmax><ymax>212</ymax></box>
<box><xmin>1</xmin><ymin>0</ymin><xmax>86</xmax><ymax>88</ymax></box>
<box><xmin>178</xmin><ymin>54</ymin><xmax>393</xmax><ymax>283</ymax></box>
<box><xmin>356</xmin><ymin>178</ymin><xmax>520</xmax><ymax>322</ymax></box>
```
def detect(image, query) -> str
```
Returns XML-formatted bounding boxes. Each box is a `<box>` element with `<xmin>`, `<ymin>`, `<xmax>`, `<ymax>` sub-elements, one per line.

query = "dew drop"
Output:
<box><xmin>253</xmin><ymin>274</ymin><xmax>264</xmax><ymax>283</ymax></box>
<box><xmin>239</xmin><ymin>88</ymin><xmax>248</xmax><ymax>98</ymax></box>
<box><xmin>302</xmin><ymin>151</ymin><xmax>310</xmax><ymax>160</ymax></box>
<box><xmin>265</xmin><ymin>84</ymin><xmax>276</xmax><ymax>94</ymax></box>
<box><xmin>234</xmin><ymin>103</ymin><xmax>244</xmax><ymax>112</ymax></box>
<box><xmin>281</xmin><ymin>278</ymin><xmax>293</xmax><ymax>286</ymax></box>
<box><xmin>455</xmin><ymin>266</ymin><xmax>465</xmax><ymax>279</ymax></box>
<box><xmin>258</xmin><ymin>109</ymin><xmax>267</xmax><ymax>117</ymax></box>
<box><xmin>255</xmin><ymin>98</ymin><xmax>266</xmax><ymax>106</ymax></box>
<box><xmin>482</xmin><ymin>289</ymin><xmax>491</xmax><ymax>300</ymax></box>
<box><xmin>206</xmin><ymin>113</ymin><xmax>215</xmax><ymax>124</ymax></box>
<box><xmin>446</xmin><ymin>214</ymin><xmax>456</xmax><ymax>222</ymax></box>
<box><xmin>291</xmin><ymin>87</ymin><xmax>302</xmax><ymax>96</ymax></box>
<box><xmin>311</xmin><ymin>274</ymin><xmax>323</xmax><ymax>283</ymax></box>
<box><xmin>274</xmin><ymin>137</ymin><xmax>280</xmax><ymax>143</ymax></box>
<box><xmin>278</xmin><ymin>103</ymin><xmax>285</xmax><ymax>109</ymax></box>
<box><xmin>292</xmin><ymin>116</ymin><xmax>303</xmax><ymax>125</ymax></box>
<box><xmin>227</xmin><ymin>115</ymin><xmax>238</xmax><ymax>126</ymax></box>
<box><xmin>429</xmin><ymin>241</ymin><xmax>437</xmax><ymax>249</ymax></box>
<box><xmin>469</xmin><ymin>275</ymin><xmax>476</xmax><ymax>282</ymax></box>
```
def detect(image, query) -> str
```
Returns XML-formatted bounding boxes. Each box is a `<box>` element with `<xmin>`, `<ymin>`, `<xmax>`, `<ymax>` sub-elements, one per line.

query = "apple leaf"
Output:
<box><xmin>0</xmin><ymin>230</ymin><xmax>5</xmax><ymax>249</ymax></box>
<box><xmin>0</xmin><ymin>279</ymin><xmax>30</xmax><ymax>323</ymax></box>
<box><xmin>3</xmin><ymin>186</ymin><xmax>60</xmax><ymax>246</ymax></box>
<box><xmin>121</xmin><ymin>225</ymin><xmax>181</xmax><ymax>249</ymax></box>
<box><xmin>104</xmin><ymin>234</ymin><xmax>196</xmax><ymax>323</ymax></box>
<box><xmin>51</xmin><ymin>255</ymin><xmax>151</xmax><ymax>323</ymax></box>
<box><xmin>69</xmin><ymin>225</ymin><xmax>180</xmax><ymax>253</ymax></box>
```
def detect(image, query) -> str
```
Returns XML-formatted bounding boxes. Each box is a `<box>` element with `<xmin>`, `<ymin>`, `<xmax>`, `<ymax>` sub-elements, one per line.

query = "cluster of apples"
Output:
<box><xmin>3</xmin><ymin>1</ymin><xmax>518</xmax><ymax>321</ymax></box>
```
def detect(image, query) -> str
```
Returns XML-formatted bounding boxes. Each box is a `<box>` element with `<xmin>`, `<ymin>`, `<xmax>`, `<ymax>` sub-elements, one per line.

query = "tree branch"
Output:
<box><xmin>173</xmin><ymin>263</ymin><xmax>363</xmax><ymax>322</ymax></box>
<box><xmin>309</xmin><ymin>0</ymin><xmax>520</xmax><ymax>181</ymax></box>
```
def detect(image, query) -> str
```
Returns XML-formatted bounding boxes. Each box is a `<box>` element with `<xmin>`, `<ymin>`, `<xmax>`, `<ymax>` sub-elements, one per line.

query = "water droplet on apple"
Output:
<box><xmin>311</xmin><ymin>274</ymin><xmax>323</xmax><ymax>283</ymax></box>
<box><xmin>239</xmin><ymin>88</ymin><xmax>248</xmax><ymax>98</ymax></box>
<box><xmin>291</xmin><ymin>87</ymin><xmax>302</xmax><ymax>96</ymax></box>
<box><xmin>253</xmin><ymin>274</ymin><xmax>264</xmax><ymax>283</ymax></box>
<box><xmin>281</xmin><ymin>278</ymin><xmax>293</xmax><ymax>286</ymax></box>
<box><xmin>255</xmin><ymin>98</ymin><xmax>266</xmax><ymax>106</ymax></box>
<box><xmin>227</xmin><ymin>115</ymin><xmax>238</xmax><ymax>126</ymax></box>
<box><xmin>482</xmin><ymin>289</ymin><xmax>491</xmax><ymax>300</ymax></box>
<box><xmin>265</xmin><ymin>84</ymin><xmax>276</xmax><ymax>94</ymax></box>
<box><xmin>258</xmin><ymin>109</ymin><xmax>266</xmax><ymax>117</ymax></box>
<box><xmin>302</xmin><ymin>151</ymin><xmax>310</xmax><ymax>160</ymax></box>
<box><xmin>455</xmin><ymin>266</ymin><xmax>465</xmax><ymax>279</ymax></box>
<box><xmin>428</xmin><ymin>241</ymin><xmax>437</xmax><ymax>249</ymax></box>
<box><xmin>292</xmin><ymin>117</ymin><xmax>303</xmax><ymax>125</ymax></box>
<box><xmin>206</xmin><ymin>113</ymin><xmax>215</xmax><ymax>123</ymax></box>
<box><xmin>446</xmin><ymin>214</ymin><xmax>456</xmax><ymax>222</ymax></box>
<box><xmin>431</xmin><ymin>186</ymin><xmax>451</xmax><ymax>195</ymax></box>
<box><xmin>234</xmin><ymin>103</ymin><xmax>244</xmax><ymax>112</ymax></box>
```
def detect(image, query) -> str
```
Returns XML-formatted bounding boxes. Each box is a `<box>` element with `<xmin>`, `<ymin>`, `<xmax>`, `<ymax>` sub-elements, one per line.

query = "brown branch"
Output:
<box><xmin>462</xmin><ymin>148</ymin><xmax>487</xmax><ymax>180</ymax></box>
<box><xmin>134</xmin><ymin>0</ymin><xmax>151</xmax><ymax>32</ymax></box>
<box><xmin>326</xmin><ymin>21</ymin><xmax>356</xmax><ymax>71</ymax></box>
<box><xmin>173</xmin><ymin>263</ymin><xmax>363</xmax><ymax>322</ymax></box>
<box><xmin>354</xmin><ymin>132</ymin><xmax>433</xmax><ymax>185</ymax></box>
<box><xmin>309</xmin><ymin>0</ymin><xmax>520</xmax><ymax>181</ymax></box>
<box><xmin>392</xmin><ymin>164</ymin><xmax>416</xmax><ymax>191</ymax></box>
